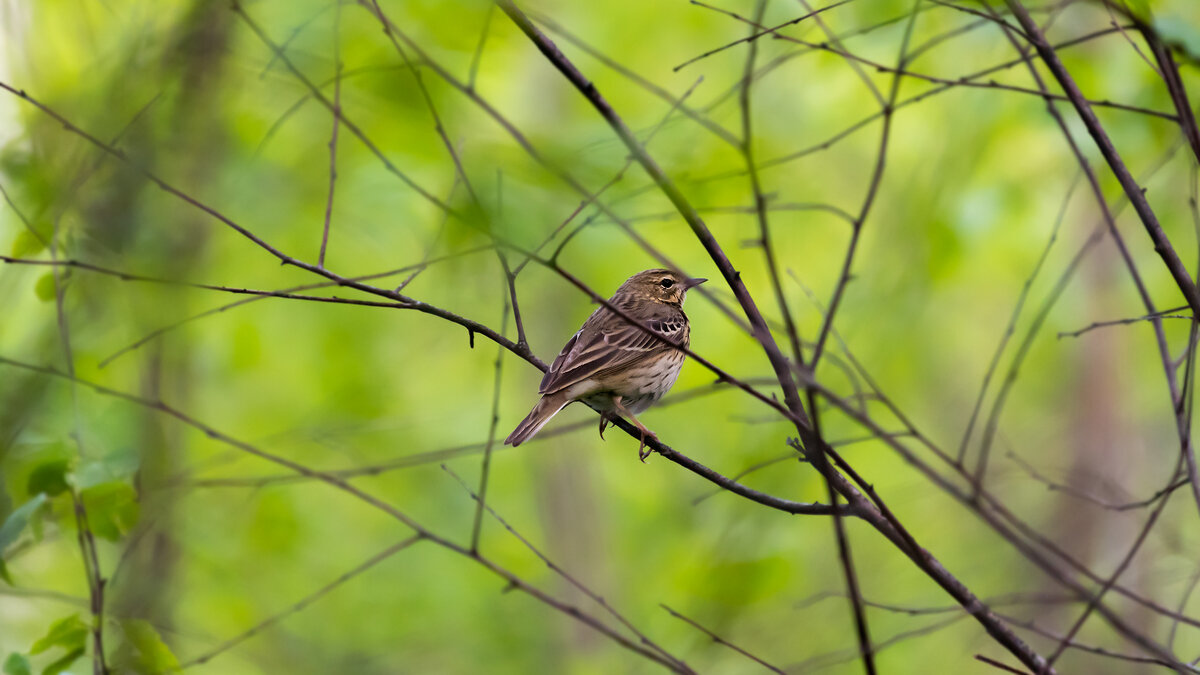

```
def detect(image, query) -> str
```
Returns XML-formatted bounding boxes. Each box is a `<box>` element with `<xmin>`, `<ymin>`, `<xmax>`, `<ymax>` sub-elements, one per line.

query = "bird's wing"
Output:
<box><xmin>538</xmin><ymin>305</ymin><xmax>688</xmax><ymax>395</ymax></box>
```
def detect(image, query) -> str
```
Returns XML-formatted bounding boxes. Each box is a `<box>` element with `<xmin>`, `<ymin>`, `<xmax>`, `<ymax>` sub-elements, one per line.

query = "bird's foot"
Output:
<box><xmin>638</xmin><ymin>430</ymin><xmax>658</xmax><ymax>462</ymax></box>
<box><xmin>598</xmin><ymin>414</ymin><xmax>611</xmax><ymax>440</ymax></box>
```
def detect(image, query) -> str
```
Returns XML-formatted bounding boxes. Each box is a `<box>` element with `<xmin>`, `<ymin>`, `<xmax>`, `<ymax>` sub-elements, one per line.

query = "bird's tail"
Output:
<box><xmin>505</xmin><ymin>392</ymin><xmax>570</xmax><ymax>446</ymax></box>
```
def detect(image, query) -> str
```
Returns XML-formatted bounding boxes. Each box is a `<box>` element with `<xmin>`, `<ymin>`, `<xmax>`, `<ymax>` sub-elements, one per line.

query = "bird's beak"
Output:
<box><xmin>684</xmin><ymin>277</ymin><xmax>708</xmax><ymax>289</ymax></box>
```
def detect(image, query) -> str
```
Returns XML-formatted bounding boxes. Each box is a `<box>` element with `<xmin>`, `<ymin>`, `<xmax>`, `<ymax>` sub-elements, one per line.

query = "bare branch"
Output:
<box><xmin>178</xmin><ymin>536</ymin><xmax>424</xmax><ymax>669</ymax></box>
<box><xmin>470</xmin><ymin>291</ymin><xmax>509</xmax><ymax>554</ymax></box>
<box><xmin>672</xmin><ymin>0</ymin><xmax>858</xmax><ymax>73</ymax></box>
<box><xmin>1007</xmin><ymin>451</ymin><xmax>1190</xmax><ymax>511</ymax></box>
<box><xmin>1003</xmin><ymin>0</ymin><xmax>1200</xmax><ymax>317</ymax></box>
<box><xmin>317</xmin><ymin>0</ymin><xmax>342</xmax><ymax>268</ymax></box>
<box><xmin>1058</xmin><ymin>308</ymin><xmax>1193</xmax><ymax>339</ymax></box>
<box><xmin>443</xmin><ymin>466</ymin><xmax>693</xmax><ymax>672</ymax></box>
<box><xmin>0</xmin><ymin>356</ymin><xmax>690</xmax><ymax>673</ymax></box>
<box><xmin>661</xmin><ymin>605</ymin><xmax>785</xmax><ymax>674</ymax></box>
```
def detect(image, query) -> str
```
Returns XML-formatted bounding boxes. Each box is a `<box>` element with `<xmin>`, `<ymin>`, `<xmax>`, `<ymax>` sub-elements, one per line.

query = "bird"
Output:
<box><xmin>504</xmin><ymin>269</ymin><xmax>707</xmax><ymax>460</ymax></box>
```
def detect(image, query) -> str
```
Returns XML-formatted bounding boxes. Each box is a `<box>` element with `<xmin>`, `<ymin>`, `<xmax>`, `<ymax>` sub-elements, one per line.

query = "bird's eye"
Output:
<box><xmin>659</xmin><ymin>278</ymin><xmax>675</xmax><ymax>289</ymax></box>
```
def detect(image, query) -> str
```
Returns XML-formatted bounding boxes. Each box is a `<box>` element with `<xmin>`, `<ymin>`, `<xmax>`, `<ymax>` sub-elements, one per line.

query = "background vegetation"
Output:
<box><xmin>3</xmin><ymin>0</ymin><xmax>1200</xmax><ymax>672</ymax></box>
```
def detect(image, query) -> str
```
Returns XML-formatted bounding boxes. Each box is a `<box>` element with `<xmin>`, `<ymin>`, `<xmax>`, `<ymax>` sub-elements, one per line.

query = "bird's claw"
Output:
<box><xmin>637</xmin><ymin>431</ymin><xmax>658</xmax><ymax>463</ymax></box>
<box><xmin>598</xmin><ymin>415</ymin><xmax>610</xmax><ymax>440</ymax></box>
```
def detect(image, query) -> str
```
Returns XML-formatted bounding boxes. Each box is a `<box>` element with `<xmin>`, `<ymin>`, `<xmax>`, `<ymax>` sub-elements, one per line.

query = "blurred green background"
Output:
<box><xmin>3</xmin><ymin>0</ymin><xmax>1200</xmax><ymax>672</ymax></box>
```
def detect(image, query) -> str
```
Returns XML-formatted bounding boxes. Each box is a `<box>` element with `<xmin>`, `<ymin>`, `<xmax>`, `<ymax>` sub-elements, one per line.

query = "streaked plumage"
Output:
<box><xmin>505</xmin><ymin>269</ymin><xmax>706</xmax><ymax>459</ymax></box>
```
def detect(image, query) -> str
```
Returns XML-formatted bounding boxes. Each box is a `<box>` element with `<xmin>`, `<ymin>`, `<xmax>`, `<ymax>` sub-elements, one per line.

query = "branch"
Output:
<box><xmin>1003</xmin><ymin>0</ymin><xmax>1200</xmax><ymax>317</ymax></box>
<box><xmin>179</xmin><ymin>536</ymin><xmax>423</xmax><ymax>669</ymax></box>
<box><xmin>1058</xmin><ymin>308</ymin><xmax>1193</xmax><ymax>339</ymax></box>
<box><xmin>317</xmin><ymin>0</ymin><xmax>342</xmax><ymax>268</ymax></box>
<box><xmin>1007</xmin><ymin>451</ymin><xmax>1190</xmax><ymax>511</ymax></box>
<box><xmin>661</xmin><ymin>604</ymin><xmax>785</xmax><ymax>674</ymax></box>
<box><xmin>673</xmin><ymin>0</ymin><xmax>857</xmax><ymax>72</ymax></box>
<box><xmin>976</xmin><ymin>655</ymin><xmax>1032</xmax><ymax>675</ymax></box>
<box><xmin>470</xmin><ymin>291</ymin><xmax>508</xmax><ymax>554</ymax></box>
<box><xmin>531</xmin><ymin>11</ymin><xmax>740</xmax><ymax>147</ymax></box>
<box><xmin>443</xmin><ymin>466</ymin><xmax>693</xmax><ymax>672</ymax></box>
<box><xmin>1039</xmin><ymin>457</ymin><xmax>1184</xmax><ymax>672</ymax></box>
<box><xmin>957</xmin><ymin>172</ymin><xmax>1078</xmax><ymax>464</ymax></box>
<box><xmin>0</xmin><ymin>357</ymin><xmax>688</xmax><ymax>674</ymax></box>
<box><xmin>493</xmin><ymin>2</ymin><xmax>1056</xmax><ymax>670</ymax></box>
<box><xmin>693</xmin><ymin>1</ymin><xmax>1175</xmax><ymax>121</ymax></box>
<box><xmin>69</xmin><ymin>491</ymin><xmax>109</xmax><ymax>675</ymax></box>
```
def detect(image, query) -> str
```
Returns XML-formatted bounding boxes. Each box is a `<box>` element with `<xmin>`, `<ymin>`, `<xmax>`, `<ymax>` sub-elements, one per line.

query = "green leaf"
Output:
<box><xmin>79</xmin><ymin>482</ymin><xmax>139</xmax><ymax>542</ymax></box>
<box><xmin>26</xmin><ymin>460</ymin><xmax>70</xmax><ymax>498</ymax></box>
<box><xmin>3</xmin><ymin>653</ymin><xmax>32</xmax><ymax>675</ymax></box>
<box><xmin>40</xmin><ymin>647</ymin><xmax>83</xmax><ymax>675</ymax></box>
<box><xmin>114</xmin><ymin>620</ymin><xmax>180</xmax><ymax>674</ymax></box>
<box><xmin>0</xmin><ymin>560</ymin><xmax>11</xmax><ymax>585</ymax></box>
<box><xmin>74</xmin><ymin>451</ymin><xmax>140</xmax><ymax>490</ymax></box>
<box><xmin>1155</xmin><ymin>13</ymin><xmax>1200</xmax><ymax>62</ymax></box>
<box><xmin>33</xmin><ymin>273</ymin><xmax>56</xmax><ymax>302</ymax></box>
<box><xmin>30</xmin><ymin>614</ymin><xmax>87</xmax><ymax>655</ymax></box>
<box><xmin>9</xmin><ymin>230</ymin><xmax>45</xmax><ymax>258</ymax></box>
<box><xmin>0</xmin><ymin>494</ymin><xmax>48</xmax><ymax>554</ymax></box>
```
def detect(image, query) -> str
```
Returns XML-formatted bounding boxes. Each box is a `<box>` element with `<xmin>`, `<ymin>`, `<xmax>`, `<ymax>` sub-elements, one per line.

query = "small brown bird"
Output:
<box><xmin>505</xmin><ymin>269</ymin><xmax>706</xmax><ymax>460</ymax></box>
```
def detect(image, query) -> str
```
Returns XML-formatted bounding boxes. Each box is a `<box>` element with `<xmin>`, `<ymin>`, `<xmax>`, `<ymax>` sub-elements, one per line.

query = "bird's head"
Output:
<box><xmin>614</xmin><ymin>269</ymin><xmax>707</xmax><ymax>306</ymax></box>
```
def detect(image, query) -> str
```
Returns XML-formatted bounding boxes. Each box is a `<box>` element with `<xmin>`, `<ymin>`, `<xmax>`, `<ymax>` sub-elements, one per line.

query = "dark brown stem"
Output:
<box><xmin>957</xmin><ymin>174</ymin><xmax>1078</xmax><ymax>464</ymax></box>
<box><xmin>470</xmin><ymin>291</ymin><xmax>508</xmax><ymax>554</ymax></box>
<box><xmin>672</xmin><ymin>0</ymin><xmax>857</xmax><ymax>72</ymax></box>
<box><xmin>971</xmin><ymin>2</ymin><xmax>1182</xmax><ymax>502</ymax></box>
<box><xmin>1002</xmin><ymin>0</ymin><xmax>1200</xmax><ymax>318</ymax></box>
<box><xmin>179</xmin><ymin>536</ymin><xmax>423</xmax><ymax>668</ymax></box>
<box><xmin>0</xmin><ymin>357</ymin><xmax>689</xmax><ymax>674</ymax></box>
<box><xmin>692</xmin><ymin>1</ymin><xmax>1175</xmax><ymax>122</ymax></box>
<box><xmin>444</xmin><ymin>466</ymin><xmax>694</xmax><ymax>672</ymax></box>
<box><xmin>70</xmin><ymin>492</ymin><xmax>109</xmax><ymax>675</ymax></box>
<box><xmin>976</xmin><ymin>655</ymin><xmax>1032</xmax><ymax>675</ymax></box>
<box><xmin>493</xmin><ymin>1</ymin><xmax>1051</xmax><ymax>670</ymax></box>
<box><xmin>1141</xmin><ymin>21</ymin><xmax>1200</xmax><ymax>164</ymax></box>
<box><xmin>1038</xmin><ymin>458</ymin><xmax>1183</xmax><ymax>672</ymax></box>
<box><xmin>531</xmin><ymin>11</ymin><xmax>740</xmax><ymax>147</ymax></box>
<box><xmin>661</xmin><ymin>604</ymin><xmax>784</xmax><ymax>674</ymax></box>
<box><xmin>318</xmin><ymin>0</ymin><xmax>341</xmax><ymax>268</ymax></box>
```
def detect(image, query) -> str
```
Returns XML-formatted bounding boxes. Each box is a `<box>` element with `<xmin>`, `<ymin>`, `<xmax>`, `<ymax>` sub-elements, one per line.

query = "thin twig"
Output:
<box><xmin>787</xmin><ymin>0</ymin><xmax>885</xmax><ymax>106</ymax></box>
<box><xmin>31</xmin><ymin>138</ymin><xmax>110</xmax><ymax>673</ymax></box>
<box><xmin>786</xmin><ymin>613</ymin><xmax>967</xmax><ymax>672</ymax></box>
<box><xmin>706</xmin><ymin>25</ymin><xmax>1140</xmax><ymax>185</ymax></box>
<box><xmin>673</xmin><ymin>0</ymin><xmax>858</xmax><ymax>73</ymax></box>
<box><xmin>807</xmin><ymin>0</ymin><xmax>918</xmax><ymax>370</ymax></box>
<box><xmin>661</xmin><ymin>605</ymin><xmax>785</xmax><ymax>674</ymax></box>
<box><xmin>349</xmin><ymin>0</ymin><xmax>759</xmax><ymax>334</ymax></box>
<box><xmin>0</xmin><ymin>585</ymin><xmax>88</xmax><ymax>607</ymax></box>
<box><xmin>0</xmin><ymin>356</ymin><xmax>689</xmax><ymax>673</ymax></box>
<box><xmin>1057</xmin><ymin>308</ymin><xmax>1192</xmax><ymax>339</ymax></box>
<box><xmin>996</xmin><ymin>611</ymin><xmax>1199</xmax><ymax>672</ymax></box>
<box><xmin>795</xmin><ymin>141</ymin><xmax>1200</xmax><ymax>657</ymax></box>
<box><xmin>1169</xmin><ymin>561</ymin><xmax>1200</xmax><ymax>652</ymax></box>
<box><xmin>318</xmin><ymin>0</ymin><xmax>342</xmax><ymax>268</ymax></box>
<box><xmin>739</xmin><ymin>0</ymin><xmax>806</xmax><ymax>376</ymax></box>
<box><xmin>1003</xmin><ymin>0</ymin><xmax>1200</xmax><ymax>318</ymax></box>
<box><xmin>692</xmin><ymin>1</ymin><xmax>1175</xmax><ymax>122</ymax></box>
<box><xmin>1007</xmin><ymin>451</ymin><xmax>1189</xmax><ymax>511</ymax></box>
<box><xmin>974</xmin><ymin>0</ymin><xmax>1185</xmax><ymax>522</ymax></box>
<box><xmin>956</xmin><ymin>173</ymin><xmax>1077</xmax><ymax>465</ymax></box>
<box><xmin>531</xmin><ymin>12</ymin><xmax>739</xmax><ymax>147</ymax></box>
<box><xmin>178</xmin><ymin>536</ymin><xmax>423</xmax><ymax>669</ymax></box>
<box><xmin>492</xmin><ymin>2</ymin><xmax>1055</xmax><ymax>669</ymax></box>
<box><xmin>177</xmin><ymin>381</ymin><xmax>765</xmax><ymax>488</ymax></box>
<box><xmin>470</xmin><ymin>289</ymin><xmax>508</xmax><ymax>554</ymax></box>
<box><xmin>976</xmin><ymin>655</ymin><xmax>1032</xmax><ymax>675</ymax></box>
<box><xmin>442</xmin><ymin>466</ymin><xmax>693</xmax><ymax>673</ymax></box>
<box><xmin>70</xmin><ymin>492</ymin><xmax>109</xmax><ymax>675</ymax></box>
<box><xmin>467</xmin><ymin>4</ymin><xmax>494</xmax><ymax>91</ymax></box>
